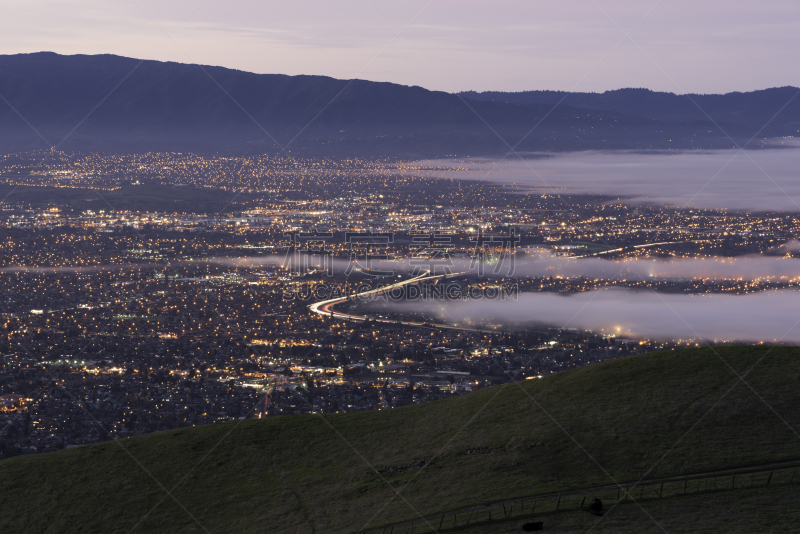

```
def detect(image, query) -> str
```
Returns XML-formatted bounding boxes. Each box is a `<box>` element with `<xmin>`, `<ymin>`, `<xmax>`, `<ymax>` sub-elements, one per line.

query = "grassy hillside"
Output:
<box><xmin>2</xmin><ymin>345</ymin><xmax>800</xmax><ymax>533</ymax></box>
<box><xmin>456</xmin><ymin>484</ymin><xmax>800</xmax><ymax>533</ymax></box>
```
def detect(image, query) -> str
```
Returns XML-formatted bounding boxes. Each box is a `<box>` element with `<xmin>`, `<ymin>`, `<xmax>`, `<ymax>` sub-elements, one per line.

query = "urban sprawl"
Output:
<box><xmin>1</xmin><ymin>151</ymin><xmax>798</xmax><ymax>458</ymax></box>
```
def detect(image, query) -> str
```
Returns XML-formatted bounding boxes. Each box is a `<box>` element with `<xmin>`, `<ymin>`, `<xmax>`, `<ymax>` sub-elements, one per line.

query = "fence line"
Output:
<box><xmin>359</xmin><ymin>460</ymin><xmax>800</xmax><ymax>534</ymax></box>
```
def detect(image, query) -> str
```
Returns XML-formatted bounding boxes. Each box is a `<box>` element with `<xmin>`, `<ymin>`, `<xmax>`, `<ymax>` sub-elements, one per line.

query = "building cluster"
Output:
<box><xmin>0</xmin><ymin>150</ymin><xmax>797</xmax><ymax>458</ymax></box>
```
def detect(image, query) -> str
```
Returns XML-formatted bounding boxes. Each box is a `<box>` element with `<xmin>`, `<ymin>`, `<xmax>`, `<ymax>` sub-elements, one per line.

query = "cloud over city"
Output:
<box><xmin>415</xmin><ymin>288</ymin><xmax>800</xmax><ymax>342</ymax></box>
<box><xmin>411</xmin><ymin>146</ymin><xmax>800</xmax><ymax>211</ymax></box>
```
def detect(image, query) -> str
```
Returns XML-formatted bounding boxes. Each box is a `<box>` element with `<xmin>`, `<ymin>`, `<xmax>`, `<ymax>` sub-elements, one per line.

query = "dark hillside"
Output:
<box><xmin>1</xmin><ymin>345</ymin><xmax>799</xmax><ymax>533</ymax></box>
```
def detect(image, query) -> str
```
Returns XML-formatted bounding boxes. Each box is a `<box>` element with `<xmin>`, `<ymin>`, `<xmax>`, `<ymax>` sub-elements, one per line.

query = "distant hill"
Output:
<box><xmin>1</xmin><ymin>345</ymin><xmax>799</xmax><ymax>533</ymax></box>
<box><xmin>1</xmin><ymin>53</ymin><xmax>794</xmax><ymax>157</ymax></box>
<box><xmin>461</xmin><ymin>87</ymin><xmax>800</xmax><ymax>133</ymax></box>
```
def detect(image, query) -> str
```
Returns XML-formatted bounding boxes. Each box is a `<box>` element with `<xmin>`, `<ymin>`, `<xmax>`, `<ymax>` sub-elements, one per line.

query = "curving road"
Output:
<box><xmin>308</xmin><ymin>271</ymin><xmax>488</xmax><ymax>331</ymax></box>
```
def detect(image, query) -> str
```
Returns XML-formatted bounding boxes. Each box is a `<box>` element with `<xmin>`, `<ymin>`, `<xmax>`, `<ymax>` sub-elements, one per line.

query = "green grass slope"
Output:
<box><xmin>2</xmin><ymin>346</ymin><xmax>800</xmax><ymax>533</ymax></box>
<box><xmin>457</xmin><ymin>484</ymin><xmax>800</xmax><ymax>534</ymax></box>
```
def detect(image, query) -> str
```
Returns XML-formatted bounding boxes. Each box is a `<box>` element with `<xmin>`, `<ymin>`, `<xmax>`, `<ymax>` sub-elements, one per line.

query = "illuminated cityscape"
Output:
<box><xmin>4</xmin><ymin>3</ymin><xmax>800</xmax><ymax>531</ymax></box>
<box><xmin>1</xmin><ymin>151</ymin><xmax>797</xmax><ymax>458</ymax></box>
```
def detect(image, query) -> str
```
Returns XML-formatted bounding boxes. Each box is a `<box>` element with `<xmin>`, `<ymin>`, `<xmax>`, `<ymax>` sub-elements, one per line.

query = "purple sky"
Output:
<box><xmin>2</xmin><ymin>0</ymin><xmax>799</xmax><ymax>93</ymax></box>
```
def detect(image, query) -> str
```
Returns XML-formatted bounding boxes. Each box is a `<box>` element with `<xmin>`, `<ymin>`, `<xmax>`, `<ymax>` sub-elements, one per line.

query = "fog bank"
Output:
<box><xmin>423</xmin><ymin>288</ymin><xmax>800</xmax><ymax>342</ymax></box>
<box><xmin>506</xmin><ymin>254</ymin><xmax>800</xmax><ymax>281</ymax></box>
<box><xmin>410</xmin><ymin>146</ymin><xmax>800</xmax><ymax>211</ymax></box>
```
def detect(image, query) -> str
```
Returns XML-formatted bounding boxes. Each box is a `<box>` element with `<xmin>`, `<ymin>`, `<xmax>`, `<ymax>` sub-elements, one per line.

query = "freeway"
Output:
<box><xmin>308</xmin><ymin>271</ymin><xmax>488</xmax><ymax>332</ymax></box>
<box><xmin>576</xmin><ymin>241</ymin><xmax>689</xmax><ymax>257</ymax></box>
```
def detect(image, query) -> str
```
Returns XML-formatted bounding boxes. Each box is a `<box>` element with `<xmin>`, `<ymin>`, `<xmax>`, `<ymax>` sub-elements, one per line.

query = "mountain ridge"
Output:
<box><xmin>460</xmin><ymin>86</ymin><xmax>800</xmax><ymax>127</ymax></box>
<box><xmin>0</xmin><ymin>52</ymin><xmax>797</xmax><ymax>157</ymax></box>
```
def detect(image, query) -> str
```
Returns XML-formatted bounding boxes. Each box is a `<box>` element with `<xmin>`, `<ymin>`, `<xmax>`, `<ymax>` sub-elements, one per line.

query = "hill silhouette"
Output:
<box><xmin>1</xmin><ymin>345</ymin><xmax>799</xmax><ymax>533</ymax></box>
<box><xmin>461</xmin><ymin>87</ymin><xmax>800</xmax><ymax>136</ymax></box>
<box><xmin>1</xmin><ymin>53</ymin><xmax>793</xmax><ymax>157</ymax></box>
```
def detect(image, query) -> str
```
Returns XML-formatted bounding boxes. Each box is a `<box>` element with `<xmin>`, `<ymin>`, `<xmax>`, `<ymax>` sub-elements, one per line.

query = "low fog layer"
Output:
<box><xmin>212</xmin><ymin>254</ymin><xmax>800</xmax><ymax>281</ymax></box>
<box><xmin>5</xmin><ymin>253</ymin><xmax>800</xmax><ymax>282</ymax></box>
<box><xmin>426</xmin><ymin>288</ymin><xmax>800</xmax><ymax>342</ymax></box>
<box><xmin>506</xmin><ymin>254</ymin><xmax>800</xmax><ymax>281</ymax></box>
<box><xmin>410</xmin><ymin>146</ymin><xmax>800</xmax><ymax>211</ymax></box>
